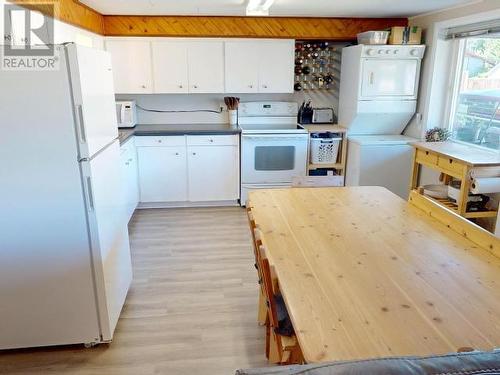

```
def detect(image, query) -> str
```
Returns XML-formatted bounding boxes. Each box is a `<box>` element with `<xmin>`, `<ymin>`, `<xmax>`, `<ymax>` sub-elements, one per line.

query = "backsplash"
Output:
<box><xmin>116</xmin><ymin>91</ymin><xmax>338</xmax><ymax>124</ymax></box>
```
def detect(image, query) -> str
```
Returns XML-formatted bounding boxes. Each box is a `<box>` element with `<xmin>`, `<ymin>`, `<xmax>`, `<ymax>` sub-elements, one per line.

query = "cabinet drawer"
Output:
<box><xmin>415</xmin><ymin>149</ymin><xmax>438</xmax><ymax>166</ymax></box>
<box><xmin>135</xmin><ymin>136</ymin><xmax>186</xmax><ymax>147</ymax></box>
<box><xmin>437</xmin><ymin>156</ymin><xmax>465</xmax><ymax>177</ymax></box>
<box><xmin>186</xmin><ymin>135</ymin><xmax>238</xmax><ymax>146</ymax></box>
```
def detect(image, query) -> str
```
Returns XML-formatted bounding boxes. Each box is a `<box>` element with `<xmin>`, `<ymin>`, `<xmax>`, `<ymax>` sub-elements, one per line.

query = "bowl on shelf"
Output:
<box><xmin>423</xmin><ymin>184</ymin><xmax>448</xmax><ymax>199</ymax></box>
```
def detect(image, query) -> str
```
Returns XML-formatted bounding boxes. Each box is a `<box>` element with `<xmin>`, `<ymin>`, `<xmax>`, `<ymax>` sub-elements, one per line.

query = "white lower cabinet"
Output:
<box><xmin>137</xmin><ymin>145</ymin><xmax>188</xmax><ymax>203</ymax></box>
<box><xmin>136</xmin><ymin>135</ymin><xmax>239</xmax><ymax>204</ymax></box>
<box><xmin>187</xmin><ymin>145</ymin><xmax>240</xmax><ymax>201</ymax></box>
<box><xmin>120</xmin><ymin>137</ymin><xmax>139</xmax><ymax>222</ymax></box>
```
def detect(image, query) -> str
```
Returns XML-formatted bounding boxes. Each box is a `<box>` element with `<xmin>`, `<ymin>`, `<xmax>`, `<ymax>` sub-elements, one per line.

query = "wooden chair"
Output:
<box><xmin>291</xmin><ymin>175</ymin><xmax>343</xmax><ymax>188</ymax></box>
<box><xmin>246</xmin><ymin>208</ymin><xmax>267</xmax><ymax>327</ymax></box>
<box><xmin>259</xmin><ymin>248</ymin><xmax>303</xmax><ymax>365</ymax></box>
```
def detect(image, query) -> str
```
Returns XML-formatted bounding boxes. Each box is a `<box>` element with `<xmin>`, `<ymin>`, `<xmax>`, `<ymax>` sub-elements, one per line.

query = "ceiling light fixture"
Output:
<box><xmin>246</xmin><ymin>0</ymin><xmax>275</xmax><ymax>16</ymax></box>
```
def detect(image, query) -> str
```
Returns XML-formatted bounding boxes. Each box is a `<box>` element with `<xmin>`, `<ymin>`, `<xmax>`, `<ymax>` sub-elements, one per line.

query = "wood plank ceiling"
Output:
<box><xmin>10</xmin><ymin>1</ymin><xmax>407</xmax><ymax>39</ymax></box>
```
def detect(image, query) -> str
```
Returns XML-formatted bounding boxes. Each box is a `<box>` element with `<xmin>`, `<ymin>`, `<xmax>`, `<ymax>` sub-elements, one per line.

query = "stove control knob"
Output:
<box><xmin>410</xmin><ymin>49</ymin><xmax>420</xmax><ymax>57</ymax></box>
<box><xmin>378</xmin><ymin>49</ymin><xmax>385</xmax><ymax>54</ymax></box>
<box><xmin>393</xmin><ymin>49</ymin><xmax>399</xmax><ymax>54</ymax></box>
<box><xmin>366</xmin><ymin>49</ymin><xmax>375</xmax><ymax>56</ymax></box>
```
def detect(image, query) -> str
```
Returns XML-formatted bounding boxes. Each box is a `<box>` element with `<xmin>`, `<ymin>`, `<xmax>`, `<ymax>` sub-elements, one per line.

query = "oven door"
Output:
<box><xmin>241</xmin><ymin>134</ymin><xmax>308</xmax><ymax>184</ymax></box>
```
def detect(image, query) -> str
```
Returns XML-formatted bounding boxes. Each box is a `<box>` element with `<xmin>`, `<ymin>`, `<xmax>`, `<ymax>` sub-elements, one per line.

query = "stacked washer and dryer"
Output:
<box><xmin>339</xmin><ymin>44</ymin><xmax>425</xmax><ymax>199</ymax></box>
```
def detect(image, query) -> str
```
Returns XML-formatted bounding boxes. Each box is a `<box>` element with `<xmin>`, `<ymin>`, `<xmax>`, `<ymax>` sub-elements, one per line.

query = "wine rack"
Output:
<box><xmin>294</xmin><ymin>41</ymin><xmax>343</xmax><ymax>92</ymax></box>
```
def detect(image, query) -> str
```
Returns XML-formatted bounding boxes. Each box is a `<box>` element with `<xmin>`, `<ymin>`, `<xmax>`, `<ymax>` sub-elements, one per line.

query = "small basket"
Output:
<box><xmin>310</xmin><ymin>134</ymin><xmax>341</xmax><ymax>164</ymax></box>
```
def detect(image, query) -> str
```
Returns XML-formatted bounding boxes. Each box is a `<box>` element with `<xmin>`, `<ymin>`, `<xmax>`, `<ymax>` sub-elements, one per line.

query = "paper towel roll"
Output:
<box><xmin>470</xmin><ymin>177</ymin><xmax>500</xmax><ymax>194</ymax></box>
<box><xmin>470</xmin><ymin>167</ymin><xmax>500</xmax><ymax>179</ymax></box>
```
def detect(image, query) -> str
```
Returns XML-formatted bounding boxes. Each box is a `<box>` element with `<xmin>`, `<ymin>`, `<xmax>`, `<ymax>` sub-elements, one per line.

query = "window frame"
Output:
<box><xmin>445</xmin><ymin>36</ymin><xmax>500</xmax><ymax>151</ymax></box>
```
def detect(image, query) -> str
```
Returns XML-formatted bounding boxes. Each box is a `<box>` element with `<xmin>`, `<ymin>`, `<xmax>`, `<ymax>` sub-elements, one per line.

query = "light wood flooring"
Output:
<box><xmin>0</xmin><ymin>207</ymin><xmax>268</xmax><ymax>375</ymax></box>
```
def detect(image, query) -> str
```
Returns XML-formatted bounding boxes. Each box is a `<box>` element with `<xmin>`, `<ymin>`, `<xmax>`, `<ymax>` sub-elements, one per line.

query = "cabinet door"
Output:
<box><xmin>187</xmin><ymin>145</ymin><xmax>239</xmax><ymax>201</ymax></box>
<box><xmin>225</xmin><ymin>41</ymin><xmax>260</xmax><ymax>93</ymax></box>
<box><xmin>258</xmin><ymin>40</ymin><xmax>294</xmax><ymax>93</ymax></box>
<box><xmin>187</xmin><ymin>41</ymin><xmax>225</xmax><ymax>93</ymax></box>
<box><xmin>125</xmin><ymin>141</ymin><xmax>139</xmax><ymax>219</ymax></box>
<box><xmin>120</xmin><ymin>142</ymin><xmax>138</xmax><ymax>222</ymax></box>
<box><xmin>360</xmin><ymin>59</ymin><xmax>418</xmax><ymax>98</ymax></box>
<box><xmin>105</xmin><ymin>40</ymin><xmax>153</xmax><ymax>94</ymax></box>
<box><xmin>152</xmin><ymin>41</ymin><xmax>189</xmax><ymax>93</ymax></box>
<box><xmin>137</xmin><ymin>146</ymin><xmax>188</xmax><ymax>203</ymax></box>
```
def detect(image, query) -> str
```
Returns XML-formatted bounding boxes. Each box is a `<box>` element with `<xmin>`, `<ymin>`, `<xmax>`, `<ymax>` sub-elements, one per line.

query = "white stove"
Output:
<box><xmin>238</xmin><ymin>102</ymin><xmax>308</xmax><ymax>205</ymax></box>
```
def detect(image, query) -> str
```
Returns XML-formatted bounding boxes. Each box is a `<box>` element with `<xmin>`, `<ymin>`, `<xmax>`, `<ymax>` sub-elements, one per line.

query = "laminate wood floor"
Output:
<box><xmin>0</xmin><ymin>207</ymin><xmax>268</xmax><ymax>375</ymax></box>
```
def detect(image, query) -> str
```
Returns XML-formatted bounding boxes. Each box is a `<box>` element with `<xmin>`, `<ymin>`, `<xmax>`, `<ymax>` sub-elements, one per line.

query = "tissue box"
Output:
<box><xmin>389</xmin><ymin>26</ymin><xmax>422</xmax><ymax>45</ymax></box>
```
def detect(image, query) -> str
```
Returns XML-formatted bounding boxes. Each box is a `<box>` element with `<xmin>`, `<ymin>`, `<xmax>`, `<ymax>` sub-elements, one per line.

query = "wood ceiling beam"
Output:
<box><xmin>103</xmin><ymin>15</ymin><xmax>407</xmax><ymax>40</ymax></box>
<box><xmin>8</xmin><ymin>1</ymin><xmax>407</xmax><ymax>40</ymax></box>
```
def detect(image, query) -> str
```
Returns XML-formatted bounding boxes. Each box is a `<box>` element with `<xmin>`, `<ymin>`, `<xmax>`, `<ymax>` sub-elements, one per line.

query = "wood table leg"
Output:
<box><xmin>409</xmin><ymin>149</ymin><xmax>420</xmax><ymax>192</ymax></box>
<box><xmin>458</xmin><ymin>166</ymin><xmax>471</xmax><ymax>216</ymax></box>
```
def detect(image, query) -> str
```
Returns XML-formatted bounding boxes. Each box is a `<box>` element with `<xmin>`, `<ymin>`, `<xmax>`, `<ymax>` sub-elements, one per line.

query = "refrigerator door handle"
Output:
<box><xmin>86</xmin><ymin>176</ymin><xmax>95</xmax><ymax>211</ymax></box>
<box><xmin>77</xmin><ymin>105</ymin><xmax>87</xmax><ymax>143</ymax></box>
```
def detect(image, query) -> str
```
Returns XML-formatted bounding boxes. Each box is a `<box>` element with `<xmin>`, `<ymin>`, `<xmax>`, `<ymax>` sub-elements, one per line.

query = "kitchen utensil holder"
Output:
<box><xmin>228</xmin><ymin>110</ymin><xmax>238</xmax><ymax>126</ymax></box>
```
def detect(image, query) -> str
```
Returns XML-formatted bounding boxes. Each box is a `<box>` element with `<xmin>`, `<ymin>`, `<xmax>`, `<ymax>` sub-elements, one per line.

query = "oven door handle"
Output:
<box><xmin>242</xmin><ymin>134</ymin><xmax>308</xmax><ymax>141</ymax></box>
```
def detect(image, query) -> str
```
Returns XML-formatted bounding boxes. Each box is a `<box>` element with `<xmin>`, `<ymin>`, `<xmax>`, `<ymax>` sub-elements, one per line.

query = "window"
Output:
<box><xmin>449</xmin><ymin>36</ymin><xmax>500</xmax><ymax>150</ymax></box>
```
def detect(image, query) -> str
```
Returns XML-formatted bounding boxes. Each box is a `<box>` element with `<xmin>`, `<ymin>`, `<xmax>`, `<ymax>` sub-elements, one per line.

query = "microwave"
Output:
<box><xmin>116</xmin><ymin>100</ymin><xmax>137</xmax><ymax>128</ymax></box>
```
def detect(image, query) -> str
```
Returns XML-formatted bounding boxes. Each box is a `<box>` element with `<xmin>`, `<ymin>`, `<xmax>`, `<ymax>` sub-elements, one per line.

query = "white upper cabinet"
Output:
<box><xmin>225</xmin><ymin>41</ymin><xmax>260</xmax><ymax>93</ymax></box>
<box><xmin>258</xmin><ymin>40</ymin><xmax>295</xmax><ymax>93</ymax></box>
<box><xmin>225</xmin><ymin>39</ymin><xmax>294</xmax><ymax>94</ymax></box>
<box><xmin>105</xmin><ymin>39</ymin><xmax>153</xmax><ymax>94</ymax></box>
<box><xmin>106</xmin><ymin>38</ymin><xmax>294</xmax><ymax>94</ymax></box>
<box><xmin>187</xmin><ymin>41</ymin><xmax>225</xmax><ymax>93</ymax></box>
<box><xmin>152</xmin><ymin>41</ymin><xmax>189</xmax><ymax>94</ymax></box>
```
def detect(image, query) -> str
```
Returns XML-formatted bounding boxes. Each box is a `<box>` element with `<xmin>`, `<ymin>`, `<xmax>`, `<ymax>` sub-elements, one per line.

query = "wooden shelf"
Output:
<box><xmin>308</xmin><ymin>163</ymin><xmax>343</xmax><ymax>170</ymax></box>
<box><xmin>413</xmin><ymin>191</ymin><xmax>498</xmax><ymax>219</ymax></box>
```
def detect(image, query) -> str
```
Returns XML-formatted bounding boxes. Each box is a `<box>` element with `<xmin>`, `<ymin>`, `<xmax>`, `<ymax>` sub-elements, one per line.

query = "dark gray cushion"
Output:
<box><xmin>236</xmin><ymin>350</ymin><xmax>500</xmax><ymax>375</ymax></box>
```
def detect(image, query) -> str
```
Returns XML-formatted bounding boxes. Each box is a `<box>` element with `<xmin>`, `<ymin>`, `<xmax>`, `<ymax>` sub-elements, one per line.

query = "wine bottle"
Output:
<box><xmin>294</xmin><ymin>83</ymin><xmax>302</xmax><ymax>91</ymax></box>
<box><xmin>294</xmin><ymin>66</ymin><xmax>303</xmax><ymax>74</ymax></box>
<box><xmin>302</xmin><ymin>66</ymin><xmax>311</xmax><ymax>75</ymax></box>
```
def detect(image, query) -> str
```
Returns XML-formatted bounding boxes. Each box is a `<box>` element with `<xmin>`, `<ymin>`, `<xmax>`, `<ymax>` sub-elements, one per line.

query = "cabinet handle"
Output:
<box><xmin>179</xmin><ymin>84</ymin><xmax>183</xmax><ymax>88</ymax></box>
<box><xmin>192</xmin><ymin>152</ymin><xmax>196</xmax><ymax>156</ymax></box>
<box><xmin>249</xmin><ymin>85</ymin><xmax>253</xmax><ymax>88</ymax></box>
<box><xmin>209</xmin><ymin>139</ymin><xmax>214</xmax><ymax>143</ymax></box>
<box><xmin>157</xmin><ymin>139</ymin><xmax>162</xmax><ymax>143</ymax></box>
<box><xmin>125</xmin><ymin>162</ymin><xmax>130</xmax><ymax>166</ymax></box>
<box><xmin>193</xmin><ymin>85</ymin><xmax>198</xmax><ymax>89</ymax></box>
<box><xmin>262</xmin><ymin>84</ymin><xmax>268</xmax><ymax>89</ymax></box>
<box><xmin>369</xmin><ymin>72</ymin><xmax>374</xmax><ymax>85</ymax></box>
<box><xmin>141</xmin><ymin>84</ymin><xmax>147</xmax><ymax>89</ymax></box>
<box><xmin>175</xmin><ymin>152</ymin><xmax>179</xmax><ymax>156</ymax></box>
<box><xmin>128</xmin><ymin>158</ymin><xmax>133</xmax><ymax>162</ymax></box>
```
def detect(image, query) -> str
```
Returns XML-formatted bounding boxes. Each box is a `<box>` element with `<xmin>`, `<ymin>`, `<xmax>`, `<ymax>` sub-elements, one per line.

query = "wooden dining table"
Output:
<box><xmin>247</xmin><ymin>186</ymin><xmax>500</xmax><ymax>364</ymax></box>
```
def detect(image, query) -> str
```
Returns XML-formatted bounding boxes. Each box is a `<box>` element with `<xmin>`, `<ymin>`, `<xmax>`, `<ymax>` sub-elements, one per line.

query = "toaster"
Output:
<box><xmin>312</xmin><ymin>108</ymin><xmax>335</xmax><ymax>124</ymax></box>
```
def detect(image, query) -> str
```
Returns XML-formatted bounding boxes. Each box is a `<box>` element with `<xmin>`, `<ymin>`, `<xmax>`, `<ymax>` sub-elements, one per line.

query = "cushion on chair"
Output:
<box><xmin>235</xmin><ymin>349</ymin><xmax>500</xmax><ymax>375</ymax></box>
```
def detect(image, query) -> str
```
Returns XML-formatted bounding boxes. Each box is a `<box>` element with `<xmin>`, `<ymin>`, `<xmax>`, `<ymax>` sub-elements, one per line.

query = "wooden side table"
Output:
<box><xmin>300</xmin><ymin>125</ymin><xmax>348</xmax><ymax>180</ymax></box>
<box><xmin>410</xmin><ymin>141</ymin><xmax>500</xmax><ymax>220</ymax></box>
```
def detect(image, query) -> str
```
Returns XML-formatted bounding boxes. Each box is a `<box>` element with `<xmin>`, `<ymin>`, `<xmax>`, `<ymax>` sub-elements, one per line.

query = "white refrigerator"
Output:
<box><xmin>0</xmin><ymin>43</ymin><xmax>132</xmax><ymax>349</ymax></box>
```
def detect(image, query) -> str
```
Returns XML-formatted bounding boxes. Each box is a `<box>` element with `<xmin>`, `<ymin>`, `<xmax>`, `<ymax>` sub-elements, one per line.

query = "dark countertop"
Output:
<box><xmin>119</xmin><ymin>123</ymin><xmax>240</xmax><ymax>145</ymax></box>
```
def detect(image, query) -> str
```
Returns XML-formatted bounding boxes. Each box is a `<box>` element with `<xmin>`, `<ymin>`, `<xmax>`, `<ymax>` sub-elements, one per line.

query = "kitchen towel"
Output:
<box><xmin>470</xmin><ymin>177</ymin><xmax>500</xmax><ymax>194</ymax></box>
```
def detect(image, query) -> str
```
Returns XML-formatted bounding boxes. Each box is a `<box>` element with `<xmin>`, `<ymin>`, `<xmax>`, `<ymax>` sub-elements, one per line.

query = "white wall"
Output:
<box><xmin>116</xmin><ymin>90</ymin><xmax>339</xmax><ymax>125</ymax></box>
